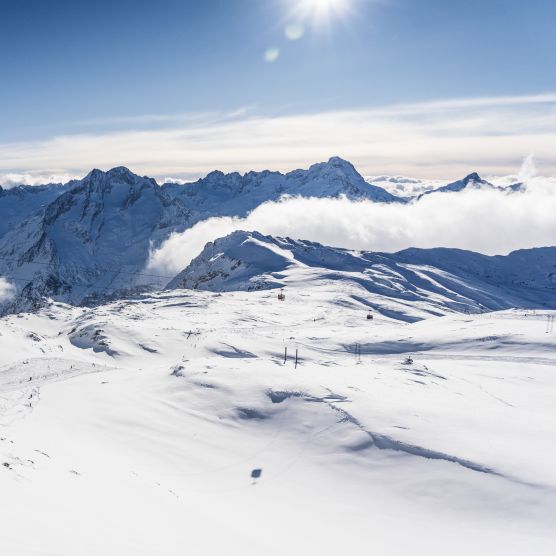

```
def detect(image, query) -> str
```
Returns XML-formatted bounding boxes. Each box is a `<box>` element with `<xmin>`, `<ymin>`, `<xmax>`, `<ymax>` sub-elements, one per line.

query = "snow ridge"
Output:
<box><xmin>169</xmin><ymin>231</ymin><xmax>556</xmax><ymax>317</ymax></box>
<box><xmin>162</xmin><ymin>156</ymin><xmax>403</xmax><ymax>222</ymax></box>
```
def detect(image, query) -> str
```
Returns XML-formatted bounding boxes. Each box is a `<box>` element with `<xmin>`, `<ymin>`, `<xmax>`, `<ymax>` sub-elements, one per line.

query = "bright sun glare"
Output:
<box><xmin>296</xmin><ymin>0</ymin><xmax>352</xmax><ymax>23</ymax></box>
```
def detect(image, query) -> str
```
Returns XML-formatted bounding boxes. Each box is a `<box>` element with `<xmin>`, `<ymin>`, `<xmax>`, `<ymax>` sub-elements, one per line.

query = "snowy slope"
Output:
<box><xmin>0</xmin><ymin>167</ymin><xmax>191</xmax><ymax>312</ymax></box>
<box><xmin>0</xmin><ymin>182</ymin><xmax>71</xmax><ymax>239</ymax></box>
<box><xmin>168</xmin><ymin>231</ymin><xmax>556</xmax><ymax>317</ymax></box>
<box><xmin>0</xmin><ymin>284</ymin><xmax>555</xmax><ymax>555</ymax></box>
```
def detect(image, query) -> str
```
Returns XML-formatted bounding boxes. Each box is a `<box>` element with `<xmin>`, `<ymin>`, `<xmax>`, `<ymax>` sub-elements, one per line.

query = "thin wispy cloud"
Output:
<box><xmin>384</xmin><ymin>93</ymin><xmax>556</xmax><ymax>113</ymax></box>
<box><xmin>0</xmin><ymin>94</ymin><xmax>555</xmax><ymax>184</ymax></box>
<box><xmin>73</xmin><ymin>106</ymin><xmax>254</xmax><ymax>128</ymax></box>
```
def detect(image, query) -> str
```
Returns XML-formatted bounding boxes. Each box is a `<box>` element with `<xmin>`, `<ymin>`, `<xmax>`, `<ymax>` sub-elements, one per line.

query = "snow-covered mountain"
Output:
<box><xmin>0</xmin><ymin>159</ymin><xmax>540</xmax><ymax>314</ymax></box>
<box><xmin>0</xmin><ymin>167</ymin><xmax>191</xmax><ymax>311</ymax></box>
<box><xmin>169</xmin><ymin>231</ymin><xmax>556</xmax><ymax>318</ymax></box>
<box><xmin>162</xmin><ymin>156</ymin><xmax>403</xmax><ymax>220</ymax></box>
<box><xmin>0</xmin><ymin>158</ymin><xmax>405</xmax><ymax>312</ymax></box>
<box><xmin>418</xmin><ymin>172</ymin><xmax>523</xmax><ymax>198</ymax></box>
<box><xmin>418</xmin><ymin>172</ymin><xmax>493</xmax><ymax>198</ymax></box>
<box><xmin>0</xmin><ymin>182</ymin><xmax>71</xmax><ymax>239</ymax></box>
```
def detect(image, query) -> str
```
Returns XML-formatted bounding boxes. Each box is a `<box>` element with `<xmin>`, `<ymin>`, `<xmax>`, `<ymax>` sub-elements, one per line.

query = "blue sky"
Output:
<box><xmin>1</xmin><ymin>0</ymin><xmax>555</xmax><ymax>180</ymax></box>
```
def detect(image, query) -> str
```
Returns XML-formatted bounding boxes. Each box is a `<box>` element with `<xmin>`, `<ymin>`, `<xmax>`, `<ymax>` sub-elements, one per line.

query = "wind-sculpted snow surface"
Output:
<box><xmin>168</xmin><ymin>231</ymin><xmax>556</xmax><ymax>316</ymax></box>
<box><xmin>0</xmin><ymin>286</ymin><xmax>555</xmax><ymax>555</ymax></box>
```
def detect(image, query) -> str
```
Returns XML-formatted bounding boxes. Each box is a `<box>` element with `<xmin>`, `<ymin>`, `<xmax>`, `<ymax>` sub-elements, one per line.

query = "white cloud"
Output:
<box><xmin>148</xmin><ymin>219</ymin><xmax>243</xmax><ymax>276</ymax></box>
<box><xmin>0</xmin><ymin>94</ymin><xmax>555</xmax><ymax>183</ymax></box>
<box><xmin>366</xmin><ymin>175</ymin><xmax>444</xmax><ymax>196</ymax></box>
<box><xmin>0</xmin><ymin>172</ymin><xmax>78</xmax><ymax>188</ymax></box>
<box><xmin>0</xmin><ymin>277</ymin><xmax>16</xmax><ymax>303</ymax></box>
<box><xmin>518</xmin><ymin>153</ymin><xmax>537</xmax><ymax>183</ymax></box>
<box><xmin>148</xmin><ymin>174</ymin><xmax>556</xmax><ymax>277</ymax></box>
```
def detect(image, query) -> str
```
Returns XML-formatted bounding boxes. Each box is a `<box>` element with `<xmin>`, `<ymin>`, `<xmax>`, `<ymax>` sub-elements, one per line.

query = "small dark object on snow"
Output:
<box><xmin>251</xmin><ymin>468</ymin><xmax>262</xmax><ymax>479</ymax></box>
<box><xmin>403</xmin><ymin>356</ymin><xmax>414</xmax><ymax>365</ymax></box>
<box><xmin>2</xmin><ymin>462</ymin><xmax>10</xmax><ymax>468</ymax></box>
<box><xmin>366</xmin><ymin>311</ymin><xmax>373</xmax><ymax>321</ymax></box>
<box><xmin>277</xmin><ymin>289</ymin><xmax>285</xmax><ymax>301</ymax></box>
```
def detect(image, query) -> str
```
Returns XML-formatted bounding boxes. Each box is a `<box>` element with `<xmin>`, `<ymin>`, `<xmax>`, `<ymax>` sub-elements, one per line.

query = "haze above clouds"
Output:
<box><xmin>1</xmin><ymin>94</ymin><xmax>556</xmax><ymax>185</ymax></box>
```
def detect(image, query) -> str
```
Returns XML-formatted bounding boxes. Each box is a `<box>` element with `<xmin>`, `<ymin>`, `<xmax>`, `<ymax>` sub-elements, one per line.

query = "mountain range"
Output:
<box><xmin>168</xmin><ymin>231</ymin><xmax>556</xmax><ymax>320</ymax></box>
<box><xmin>0</xmin><ymin>157</ymin><xmax>537</xmax><ymax>313</ymax></box>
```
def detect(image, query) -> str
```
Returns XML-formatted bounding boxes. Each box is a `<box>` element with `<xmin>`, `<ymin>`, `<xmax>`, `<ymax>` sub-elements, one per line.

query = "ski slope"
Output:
<box><xmin>1</xmin><ymin>278</ymin><xmax>555</xmax><ymax>555</ymax></box>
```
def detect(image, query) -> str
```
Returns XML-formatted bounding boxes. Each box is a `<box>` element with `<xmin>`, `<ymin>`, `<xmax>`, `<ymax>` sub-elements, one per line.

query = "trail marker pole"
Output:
<box><xmin>284</xmin><ymin>347</ymin><xmax>288</xmax><ymax>364</ymax></box>
<box><xmin>295</xmin><ymin>349</ymin><xmax>299</xmax><ymax>369</ymax></box>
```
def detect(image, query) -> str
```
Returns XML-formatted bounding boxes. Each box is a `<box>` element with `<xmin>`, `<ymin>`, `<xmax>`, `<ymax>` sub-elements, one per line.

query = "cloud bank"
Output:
<box><xmin>1</xmin><ymin>94</ymin><xmax>556</xmax><ymax>184</ymax></box>
<box><xmin>148</xmin><ymin>175</ymin><xmax>556</xmax><ymax>277</ymax></box>
<box><xmin>0</xmin><ymin>277</ymin><xmax>16</xmax><ymax>303</ymax></box>
<box><xmin>0</xmin><ymin>172</ymin><xmax>79</xmax><ymax>189</ymax></box>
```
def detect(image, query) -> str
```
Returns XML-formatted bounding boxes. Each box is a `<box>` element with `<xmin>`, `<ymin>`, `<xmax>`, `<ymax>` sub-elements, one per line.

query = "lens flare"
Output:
<box><xmin>285</xmin><ymin>22</ymin><xmax>305</xmax><ymax>40</ymax></box>
<box><xmin>264</xmin><ymin>47</ymin><xmax>280</xmax><ymax>63</ymax></box>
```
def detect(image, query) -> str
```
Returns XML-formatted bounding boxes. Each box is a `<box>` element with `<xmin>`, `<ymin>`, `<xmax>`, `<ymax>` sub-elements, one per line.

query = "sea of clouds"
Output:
<box><xmin>148</xmin><ymin>165</ymin><xmax>556</xmax><ymax>277</ymax></box>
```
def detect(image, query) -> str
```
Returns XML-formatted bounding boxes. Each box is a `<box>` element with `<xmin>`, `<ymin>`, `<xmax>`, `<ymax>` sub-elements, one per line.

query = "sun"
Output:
<box><xmin>302</xmin><ymin>0</ymin><xmax>346</xmax><ymax>11</ymax></box>
<box><xmin>295</xmin><ymin>0</ymin><xmax>353</xmax><ymax>24</ymax></box>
